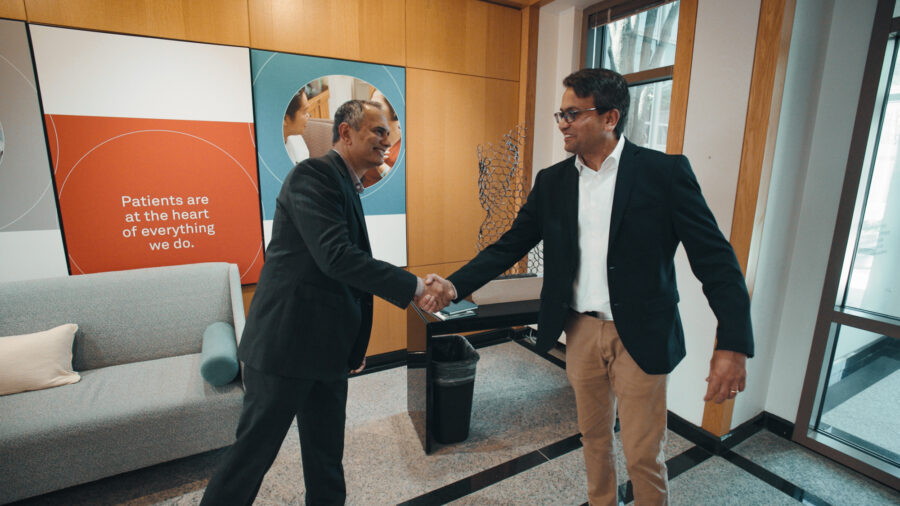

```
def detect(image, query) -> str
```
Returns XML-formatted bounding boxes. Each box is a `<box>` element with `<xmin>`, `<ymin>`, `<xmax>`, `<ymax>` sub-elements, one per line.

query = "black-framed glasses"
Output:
<box><xmin>553</xmin><ymin>107</ymin><xmax>608</xmax><ymax>123</ymax></box>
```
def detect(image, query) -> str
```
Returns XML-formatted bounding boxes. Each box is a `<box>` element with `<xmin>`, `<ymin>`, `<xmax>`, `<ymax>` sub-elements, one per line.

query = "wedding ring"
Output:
<box><xmin>730</xmin><ymin>390</ymin><xmax>739</xmax><ymax>394</ymax></box>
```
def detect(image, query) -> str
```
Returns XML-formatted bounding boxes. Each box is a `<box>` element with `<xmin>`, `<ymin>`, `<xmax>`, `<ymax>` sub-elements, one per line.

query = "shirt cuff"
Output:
<box><xmin>415</xmin><ymin>277</ymin><xmax>424</xmax><ymax>298</ymax></box>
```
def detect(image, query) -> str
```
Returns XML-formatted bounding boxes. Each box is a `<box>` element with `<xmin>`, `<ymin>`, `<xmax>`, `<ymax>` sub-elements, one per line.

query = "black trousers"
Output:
<box><xmin>200</xmin><ymin>365</ymin><xmax>349</xmax><ymax>506</ymax></box>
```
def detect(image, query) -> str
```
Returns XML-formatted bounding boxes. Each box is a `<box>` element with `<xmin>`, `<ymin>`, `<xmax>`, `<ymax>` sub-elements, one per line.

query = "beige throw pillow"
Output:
<box><xmin>0</xmin><ymin>324</ymin><xmax>81</xmax><ymax>396</ymax></box>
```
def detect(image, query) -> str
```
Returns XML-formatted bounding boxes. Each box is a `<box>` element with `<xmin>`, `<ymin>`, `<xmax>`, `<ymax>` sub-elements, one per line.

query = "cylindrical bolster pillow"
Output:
<box><xmin>201</xmin><ymin>322</ymin><xmax>239</xmax><ymax>386</ymax></box>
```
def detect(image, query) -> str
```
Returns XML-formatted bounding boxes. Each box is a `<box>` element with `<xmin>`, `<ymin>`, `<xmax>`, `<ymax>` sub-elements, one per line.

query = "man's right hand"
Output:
<box><xmin>415</xmin><ymin>274</ymin><xmax>456</xmax><ymax>313</ymax></box>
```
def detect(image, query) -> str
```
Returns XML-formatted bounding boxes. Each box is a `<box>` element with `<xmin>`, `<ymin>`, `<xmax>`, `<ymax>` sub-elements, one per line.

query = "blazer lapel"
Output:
<box><xmin>561</xmin><ymin>158</ymin><xmax>580</xmax><ymax>259</ymax></box>
<box><xmin>608</xmin><ymin>140</ymin><xmax>638</xmax><ymax>247</ymax></box>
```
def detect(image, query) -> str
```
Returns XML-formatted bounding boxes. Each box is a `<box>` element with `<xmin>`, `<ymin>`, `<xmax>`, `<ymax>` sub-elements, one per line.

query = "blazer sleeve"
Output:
<box><xmin>448</xmin><ymin>169</ymin><xmax>545</xmax><ymax>299</ymax></box>
<box><xmin>286</xmin><ymin>161</ymin><xmax>417</xmax><ymax>308</ymax></box>
<box><xmin>670</xmin><ymin>156</ymin><xmax>754</xmax><ymax>357</ymax></box>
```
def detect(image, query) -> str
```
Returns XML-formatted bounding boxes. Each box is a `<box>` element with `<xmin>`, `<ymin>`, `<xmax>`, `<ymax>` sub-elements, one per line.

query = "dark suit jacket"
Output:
<box><xmin>239</xmin><ymin>150</ymin><xmax>417</xmax><ymax>380</ymax></box>
<box><xmin>448</xmin><ymin>140</ymin><xmax>754</xmax><ymax>374</ymax></box>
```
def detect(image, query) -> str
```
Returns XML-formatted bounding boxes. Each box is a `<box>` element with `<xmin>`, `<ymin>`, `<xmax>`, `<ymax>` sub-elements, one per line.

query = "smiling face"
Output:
<box><xmin>557</xmin><ymin>87</ymin><xmax>619</xmax><ymax>161</ymax></box>
<box><xmin>343</xmin><ymin>105</ymin><xmax>391</xmax><ymax>174</ymax></box>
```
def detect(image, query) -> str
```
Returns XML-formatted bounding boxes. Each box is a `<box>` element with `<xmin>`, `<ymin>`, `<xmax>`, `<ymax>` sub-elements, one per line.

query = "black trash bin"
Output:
<box><xmin>431</xmin><ymin>335</ymin><xmax>480</xmax><ymax>444</ymax></box>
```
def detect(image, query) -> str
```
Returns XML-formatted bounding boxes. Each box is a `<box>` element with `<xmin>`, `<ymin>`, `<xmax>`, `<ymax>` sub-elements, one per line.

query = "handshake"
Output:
<box><xmin>414</xmin><ymin>274</ymin><xmax>457</xmax><ymax>313</ymax></box>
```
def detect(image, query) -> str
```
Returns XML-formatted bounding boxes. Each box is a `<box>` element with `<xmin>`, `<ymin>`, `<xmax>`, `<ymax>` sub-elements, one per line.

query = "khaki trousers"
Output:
<box><xmin>565</xmin><ymin>312</ymin><xmax>669</xmax><ymax>506</ymax></box>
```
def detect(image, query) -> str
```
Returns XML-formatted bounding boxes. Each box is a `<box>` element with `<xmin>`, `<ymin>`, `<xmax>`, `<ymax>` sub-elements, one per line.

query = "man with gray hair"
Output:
<box><xmin>201</xmin><ymin>100</ymin><xmax>454</xmax><ymax>505</ymax></box>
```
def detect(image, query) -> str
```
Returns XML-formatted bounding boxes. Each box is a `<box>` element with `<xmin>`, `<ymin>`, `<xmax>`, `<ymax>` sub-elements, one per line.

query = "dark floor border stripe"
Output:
<box><xmin>398</xmin><ymin>434</ymin><xmax>583</xmax><ymax>505</ymax></box>
<box><xmin>721</xmin><ymin>450</ymin><xmax>833</xmax><ymax>506</ymax></box>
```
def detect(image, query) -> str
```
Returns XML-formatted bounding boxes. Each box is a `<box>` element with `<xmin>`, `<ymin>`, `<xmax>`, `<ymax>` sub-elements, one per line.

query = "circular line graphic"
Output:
<box><xmin>58</xmin><ymin>129</ymin><xmax>258</xmax><ymax>197</ymax></box>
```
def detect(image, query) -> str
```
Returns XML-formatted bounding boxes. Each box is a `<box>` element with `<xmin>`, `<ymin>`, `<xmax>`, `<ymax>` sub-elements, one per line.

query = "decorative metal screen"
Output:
<box><xmin>476</xmin><ymin>124</ymin><xmax>543</xmax><ymax>277</ymax></box>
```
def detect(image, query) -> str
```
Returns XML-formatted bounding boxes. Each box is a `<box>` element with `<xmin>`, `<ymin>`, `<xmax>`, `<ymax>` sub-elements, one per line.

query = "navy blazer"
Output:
<box><xmin>449</xmin><ymin>140</ymin><xmax>754</xmax><ymax>374</ymax></box>
<box><xmin>239</xmin><ymin>151</ymin><xmax>418</xmax><ymax>380</ymax></box>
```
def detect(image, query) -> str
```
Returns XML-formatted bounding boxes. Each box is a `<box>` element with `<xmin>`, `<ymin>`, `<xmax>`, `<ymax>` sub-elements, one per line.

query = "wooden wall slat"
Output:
<box><xmin>406</xmin><ymin>0</ymin><xmax>521</xmax><ymax>81</ymax></box>
<box><xmin>407</xmin><ymin>69</ymin><xmax>520</xmax><ymax>268</ymax></box>
<box><xmin>248</xmin><ymin>0</ymin><xmax>405</xmax><ymax>66</ymax></box>
<box><xmin>666</xmin><ymin>0</ymin><xmax>696</xmax><ymax>155</ymax></box>
<box><xmin>23</xmin><ymin>0</ymin><xmax>250</xmax><ymax>46</ymax></box>
<box><xmin>0</xmin><ymin>0</ymin><xmax>26</xmax><ymax>20</ymax></box>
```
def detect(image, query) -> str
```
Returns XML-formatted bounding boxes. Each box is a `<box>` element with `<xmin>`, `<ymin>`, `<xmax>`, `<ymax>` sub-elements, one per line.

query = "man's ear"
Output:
<box><xmin>606</xmin><ymin>109</ymin><xmax>621</xmax><ymax>132</ymax></box>
<box><xmin>338</xmin><ymin>122</ymin><xmax>352</xmax><ymax>143</ymax></box>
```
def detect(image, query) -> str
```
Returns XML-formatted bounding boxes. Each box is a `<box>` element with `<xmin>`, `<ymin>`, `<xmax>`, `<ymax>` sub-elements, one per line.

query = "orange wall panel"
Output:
<box><xmin>407</xmin><ymin>69</ymin><xmax>519</xmax><ymax>268</ymax></box>
<box><xmin>407</xmin><ymin>0</ymin><xmax>521</xmax><ymax>81</ymax></box>
<box><xmin>0</xmin><ymin>0</ymin><xmax>26</xmax><ymax>19</ymax></box>
<box><xmin>24</xmin><ymin>0</ymin><xmax>250</xmax><ymax>46</ymax></box>
<box><xmin>248</xmin><ymin>0</ymin><xmax>405</xmax><ymax>66</ymax></box>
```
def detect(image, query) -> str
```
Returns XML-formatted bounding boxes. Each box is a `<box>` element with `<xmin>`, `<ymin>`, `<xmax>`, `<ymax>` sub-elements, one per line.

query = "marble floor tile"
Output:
<box><xmin>732</xmin><ymin>430</ymin><xmax>900</xmax><ymax>506</ymax></box>
<box><xmin>661</xmin><ymin>456</ymin><xmax>797</xmax><ymax>506</ymax></box>
<box><xmin>448</xmin><ymin>450</ymin><xmax>588</xmax><ymax>505</ymax></box>
<box><xmin>255</xmin><ymin>341</ymin><xmax>578</xmax><ymax>505</ymax></box>
<box><xmin>13</xmin><ymin>339</ymin><xmax>899</xmax><ymax>506</ymax></box>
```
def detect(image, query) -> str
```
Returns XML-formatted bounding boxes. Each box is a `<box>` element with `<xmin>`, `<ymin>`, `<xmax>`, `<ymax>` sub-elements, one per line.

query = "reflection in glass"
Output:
<box><xmin>843</xmin><ymin>41</ymin><xmax>900</xmax><ymax>319</ymax></box>
<box><xmin>624</xmin><ymin>80</ymin><xmax>671</xmax><ymax>152</ymax></box>
<box><xmin>817</xmin><ymin>324</ymin><xmax>900</xmax><ymax>466</ymax></box>
<box><xmin>599</xmin><ymin>2</ymin><xmax>679</xmax><ymax>74</ymax></box>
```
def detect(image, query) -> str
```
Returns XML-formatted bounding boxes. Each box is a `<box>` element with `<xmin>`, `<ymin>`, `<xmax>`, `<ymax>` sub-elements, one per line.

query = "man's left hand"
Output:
<box><xmin>350</xmin><ymin>358</ymin><xmax>366</xmax><ymax>375</ymax></box>
<box><xmin>704</xmin><ymin>350</ymin><xmax>747</xmax><ymax>404</ymax></box>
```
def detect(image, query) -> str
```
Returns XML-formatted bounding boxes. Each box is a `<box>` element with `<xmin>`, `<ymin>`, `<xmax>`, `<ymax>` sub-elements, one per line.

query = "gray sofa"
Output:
<box><xmin>0</xmin><ymin>262</ymin><xmax>245</xmax><ymax>504</ymax></box>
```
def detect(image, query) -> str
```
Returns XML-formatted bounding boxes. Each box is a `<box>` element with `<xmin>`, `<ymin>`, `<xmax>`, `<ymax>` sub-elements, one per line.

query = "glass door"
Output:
<box><xmin>796</xmin><ymin>0</ymin><xmax>900</xmax><ymax>489</ymax></box>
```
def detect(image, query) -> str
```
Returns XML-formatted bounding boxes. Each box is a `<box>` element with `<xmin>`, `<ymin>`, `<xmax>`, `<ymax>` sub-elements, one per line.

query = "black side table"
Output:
<box><xmin>406</xmin><ymin>299</ymin><xmax>540</xmax><ymax>454</ymax></box>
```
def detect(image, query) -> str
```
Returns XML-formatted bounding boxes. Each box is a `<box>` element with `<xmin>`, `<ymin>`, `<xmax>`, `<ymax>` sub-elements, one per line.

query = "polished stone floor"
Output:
<box><xmin>10</xmin><ymin>340</ymin><xmax>900</xmax><ymax>505</ymax></box>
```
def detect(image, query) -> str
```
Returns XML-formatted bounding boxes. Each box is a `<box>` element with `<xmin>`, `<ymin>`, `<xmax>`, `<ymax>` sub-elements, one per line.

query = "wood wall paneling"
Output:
<box><xmin>701</xmin><ymin>0</ymin><xmax>796</xmax><ymax>437</ymax></box>
<box><xmin>407</xmin><ymin>69</ymin><xmax>520</xmax><ymax>268</ymax></box>
<box><xmin>406</xmin><ymin>0</ymin><xmax>521</xmax><ymax>81</ymax></box>
<box><xmin>23</xmin><ymin>0</ymin><xmax>251</xmax><ymax>46</ymax></box>
<box><xmin>367</xmin><ymin>296</ymin><xmax>408</xmax><ymax>355</ymax></box>
<box><xmin>518</xmin><ymin>4</ymin><xmax>540</xmax><ymax>187</ymax></box>
<box><xmin>665</xmin><ymin>0</ymin><xmax>697</xmax><ymax>155</ymax></box>
<box><xmin>0</xmin><ymin>0</ymin><xmax>26</xmax><ymax>20</ymax></box>
<box><xmin>248</xmin><ymin>0</ymin><xmax>405</xmax><ymax>66</ymax></box>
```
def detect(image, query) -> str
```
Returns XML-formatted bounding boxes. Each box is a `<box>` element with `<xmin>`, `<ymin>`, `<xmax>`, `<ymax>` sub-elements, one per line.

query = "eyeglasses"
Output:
<box><xmin>553</xmin><ymin>107</ymin><xmax>608</xmax><ymax>124</ymax></box>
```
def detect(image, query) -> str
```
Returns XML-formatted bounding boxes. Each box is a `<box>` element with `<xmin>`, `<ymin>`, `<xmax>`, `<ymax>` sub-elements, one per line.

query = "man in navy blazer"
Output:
<box><xmin>202</xmin><ymin>100</ymin><xmax>453</xmax><ymax>505</ymax></box>
<box><xmin>445</xmin><ymin>69</ymin><xmax>754</xmax><ymax>505</ymax></box>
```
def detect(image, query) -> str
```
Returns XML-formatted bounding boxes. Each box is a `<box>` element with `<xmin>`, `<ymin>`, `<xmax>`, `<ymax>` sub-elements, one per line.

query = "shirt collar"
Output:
<box><xmin>332</xmin><ymin>148</ymin><xmax>365</xmax><ymax>194</ymax></box>
<box><xmin>575</xmin><ymin>134</ymin><xmax>626</xmax><ymax>175</ymax></box>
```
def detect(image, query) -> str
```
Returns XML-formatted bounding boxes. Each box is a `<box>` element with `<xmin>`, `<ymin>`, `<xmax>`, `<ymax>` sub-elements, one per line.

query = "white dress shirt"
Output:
<box><xmin>570</xmin><ymin>134</ymin><xmax>626</xmax><ymax>319</ymax></box>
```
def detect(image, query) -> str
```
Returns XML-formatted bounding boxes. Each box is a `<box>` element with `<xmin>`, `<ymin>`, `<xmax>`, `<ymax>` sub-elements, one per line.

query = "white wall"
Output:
<box><xmin>532</xmin><ymin>1</ymin><xmax>589</xmax><ymax>176</ymax></box>
<box><xmin>759</xmin><ymin>0</ymin><xmax>878</xmax><ymax>422</ymax></box>
<box><xmin>670</xmin><ymin>0</ymin><xmax>761</xmax><ymax>426</ymax></box>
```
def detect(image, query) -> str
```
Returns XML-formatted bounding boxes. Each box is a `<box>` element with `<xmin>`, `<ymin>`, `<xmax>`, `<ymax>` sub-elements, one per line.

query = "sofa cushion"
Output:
<box><xmin>201</xmin><ymin>322</ymin><xmax>239</xmax><ymax>386</ymax></box>
<box><xmin>0</xmin><ymin>324</ymin><xmax>81</xmax><ymax>396</ymax></box>
<box><xmin>0</xmin><ymin>353</ymin><xmax>243</xmax><ymax>504</ymax></box>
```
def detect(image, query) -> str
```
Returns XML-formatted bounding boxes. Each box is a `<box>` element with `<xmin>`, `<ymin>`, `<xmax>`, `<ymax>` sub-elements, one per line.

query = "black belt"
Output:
<box><xmin>580</xmin><ymin>310</ymin><xmax>613</xmax><ymax>321</ymax></box>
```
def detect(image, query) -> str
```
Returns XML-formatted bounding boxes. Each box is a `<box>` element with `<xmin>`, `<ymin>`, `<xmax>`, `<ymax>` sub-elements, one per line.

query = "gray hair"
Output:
<box><xmin>332</xmin><ymin>100</ymin><xmax>383</xmax><ymax>144</ymax></box>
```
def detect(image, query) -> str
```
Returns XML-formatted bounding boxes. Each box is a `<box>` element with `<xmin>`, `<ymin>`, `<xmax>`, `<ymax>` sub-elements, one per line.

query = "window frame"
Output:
<box><xmin>580</xmin><ymin>0</ymin><xmax>679</xmax><ymax>85</ymax></box>
<box><xmin>794</xmin><ymin>0</ymin><xmax>900</xmax><ymax>490</ymax></box>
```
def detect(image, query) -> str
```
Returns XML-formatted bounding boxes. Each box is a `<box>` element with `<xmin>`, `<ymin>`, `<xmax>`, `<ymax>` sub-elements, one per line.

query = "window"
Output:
<box><xmin>583</xmin><ymin>1</ymin><xmax>679</xmax><ymax>151</ymax></box>
<box><xmin>797</xmin><ymin>0</ymin><xmax>900</xmax><ymax>488</ymax></box>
